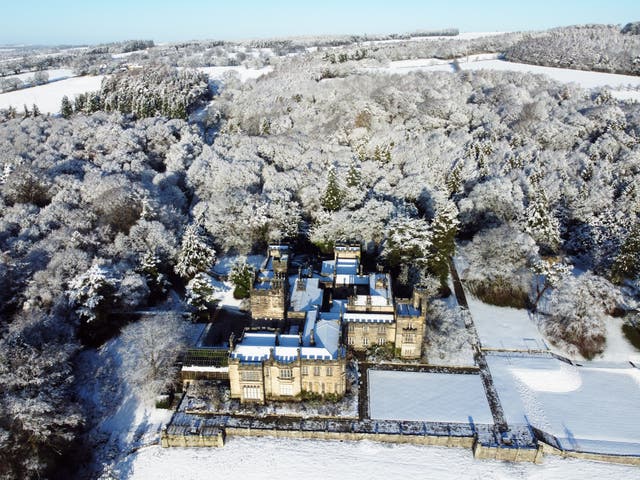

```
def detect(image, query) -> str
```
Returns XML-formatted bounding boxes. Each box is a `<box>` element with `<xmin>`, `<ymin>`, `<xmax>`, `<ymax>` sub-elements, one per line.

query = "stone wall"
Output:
<box><xmin>538</xmin><ymin>441</ymin><xmax>640</xmax><ymax>466</ymax></box>
<box><xmin>473</xmin><ymin>441</ymin><xmax>542</xmax><ymax>463</ymax></box>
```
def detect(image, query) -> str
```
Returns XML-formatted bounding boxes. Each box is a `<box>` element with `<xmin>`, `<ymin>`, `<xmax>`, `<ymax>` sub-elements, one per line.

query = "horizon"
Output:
<box><xmin>0</xmin><ymin>0</ymin><xmax>638</xmax><ymax>46</ymax></box>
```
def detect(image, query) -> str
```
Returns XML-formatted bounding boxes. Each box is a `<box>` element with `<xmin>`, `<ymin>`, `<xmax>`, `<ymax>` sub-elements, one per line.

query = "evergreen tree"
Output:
<box><xmin>428</xmin><ymin>201</ymin><xmax>460</xmax><ymax>286</ymax></box>
<box><xmin>68</xmin><ymin>263</ymin><xmax>117</xmax><ymax>323</ymax></box>
<box><xmin>229</xmin><ymin>259</ymin><xmax>254</xmax><ymax>299</ymax></box>
<box><xmin>22</xmin><ymin>104</ymin><xmax>29</xmax><ymax>117</ymax></box>
<box><xmin>384</xmin><ymin>216</ymin><xmax>432</xmax><ymax>268</ymax></box>
<box><xmin>175</xmin><ymin>223</ymin><xmax>217</xmax><ymax>280</ymax></box>
<box><xmin>611</xmin><ymin>223</ymin><xmax>640</xmax><ymax>284</ymax></box>
<box><xmin>346</xmin><ymin>160</ymin><xmax>361</xmax><ymax>188</ymax></box>
<box><xmin>60</xmin><ymin>95</ymin><xmax>73</xmax><ymax>119</ymax></box>
<box><xmin>321</xmin><ymin>165</ymin><xmax>344</xmax><ymax>211</ymax></box>
<box><xmin>524</xmin><ymin>190</ymin><xmax>560</xmax><ymax>254</ymax></box>
<box><xmin>185</xmin><ymin>272</ymin><xmax>217</xmax><ymax>314</ymax></box>
<box><xmin>139</xmin><ymin>250</ymin><xmax>169</xmax><ymax>297</ymax></box>
<box><xmin>31</xmin><ymin>104</ymin><xmax>40</xmax><ymax>117</ymax></box>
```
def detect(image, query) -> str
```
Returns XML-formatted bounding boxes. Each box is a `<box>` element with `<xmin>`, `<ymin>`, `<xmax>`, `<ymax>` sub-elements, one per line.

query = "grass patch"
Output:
<box><xmin>466</xmin><ymin>278</ymin><xmax>529</xmax><ymax>309</ymax></box>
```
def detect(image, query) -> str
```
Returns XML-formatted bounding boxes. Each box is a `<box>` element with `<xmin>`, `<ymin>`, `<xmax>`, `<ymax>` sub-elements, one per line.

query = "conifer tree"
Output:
<box><xmin>321</xmin><ymin>165</ymin><xmax>344</xmax><ymax>211</ymax></box>
<box><xmin>185</xmin><ymin>272</ymin><xmax>218</xmax><ymax>314</ymax></box>
<box><xmin>611</xmin><ymin>223</ymin><xmax>640</xmax><ymax>284</ymax></box>
<box><xmin>524</xmin><ymin>190</ymin><xmax>560</xmax><ymax>254</ymax></box>
<box><xmin>428</xmin><ymin>201</ymin><xmax>460</xmax><ymax>286</ymax></box>
<box><xmin>229</xmin><ymin>259</ymin><xmax>254</xmax><ymax>299</ymax></box>
<box><xmin>175</xmin><ymin>223</ymin><xmax>217</xmax><ymax>280</ymax></box>
<box><xmin>60</xmin><ymin>95</ymin><xmax>73</xmax><ymax>119</ymax></box>
<box><xmin>346</xmin><ymin>161</ymin><xmax>361</xmax><ymax>188</ymax></box>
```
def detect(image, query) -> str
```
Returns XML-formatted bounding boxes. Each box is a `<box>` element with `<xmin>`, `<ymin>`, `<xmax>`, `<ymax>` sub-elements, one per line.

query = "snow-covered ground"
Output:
<box><xmin>125</xmin><ymin>436</ymin><xmax>640</xmax><ymax>480</ymax></box>
<box><xmin>367</xmin><ymin>56</ymin><xmax>640</xmax><ymax>101</ymax></box>
<box><xmin>4</xmin><ymin>67</ymin><xmax>75</xmax><ymax>83</ymax></box>
<box><xmin>488</xmin><ymin>353</ymin><xmax>640</xmax><ymax>455</ymax></box>
<box><xmin>0</xmin><ymin>74</ymin><xmax>104</xmax><ymax>113</ymax></box>
<box><xmin>363</xmin><ymin>31</ymin><xmax>508</xmax><ymax>46</ymax></box>
<box><xmin>368</xmin><ymin>370</ymin><xmax>493</xmax><ymax>424</ymax></box>
<box><xmin>466</xmin><ymin>294</ymin><xmax>548</xmax><ymax>351</ymax></box>
<box><xmin>197</xmin><ymin>65</ymin><xmax>273</xmax><ymax>83</ymax></box>
<box><xmin>74</xmin><ymin>332</ymin><xmax>177</xmax><ymax>478</ymax></box>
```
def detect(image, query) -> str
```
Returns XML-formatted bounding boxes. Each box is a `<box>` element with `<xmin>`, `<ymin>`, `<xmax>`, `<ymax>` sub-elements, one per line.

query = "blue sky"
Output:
<box><xmin>1</xmin><ymin>0</ymin><xmax>638</xmax><ymax>45</ymax></box>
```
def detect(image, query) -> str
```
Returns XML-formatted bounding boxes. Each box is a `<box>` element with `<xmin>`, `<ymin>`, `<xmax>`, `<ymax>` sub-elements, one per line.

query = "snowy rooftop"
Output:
<box><xmin>289</xmin><ymin>277</ymin><xmax>323</xmax><ymax>312</ymax></box>
<box><xmin>396</xmin><ymin>303</ymin><xmax>421</xmax><ymax>317</ymax></box>
<box><xmin>343</xmin><ymin>312</ymin><xmax>395</xmax><ymax>324</ymax></box>
<box><xmin>321</xmin><ymin>258</ymin><xmax>362</xmax><ymax>278</ymax></box>
<box><xmin>231</xmin><ymin>314</ymin><xmax>341</xmax><ymax>363</ymax></box>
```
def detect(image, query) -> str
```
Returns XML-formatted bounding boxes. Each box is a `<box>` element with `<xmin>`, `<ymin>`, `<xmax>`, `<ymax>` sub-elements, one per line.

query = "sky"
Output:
<box><xmin>1</xmin><ymin>0</ymin><xmax>638</xmax><ymax>45</ymax></box>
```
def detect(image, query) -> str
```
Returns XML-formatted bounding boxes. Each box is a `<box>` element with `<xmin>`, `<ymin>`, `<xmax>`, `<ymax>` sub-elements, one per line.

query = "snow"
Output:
<box><xmin>362</xmin><ymin>31</ymin><xmax>508</xmax><ymax>46</ymax></box>
<box><xmin>0</xmin><ymin>74</ymin><xmax>104</xmax><ymax>113</ymax></box>
<box><xmin>212</xmin><ymin>254</ymin><xmax>265</xmax><ymax>276</ymax></box>
<box><xmin>368</xmin><ymin>370</ymin><xmax>493</xmax><ymax>424</ymax></box>
<box><xmin>466</xmin><ymin>294</ymin><xmax>548</xmax><ymax>351</ymax></box>
<box><xmin>6</xmin><ymin>67</ymin><xmax>75</xmax><ymax>83</ymax></box>
<box><xmin>369</xmin><ymin>56</ymin><xmax>640</xmax><ymax>92</ymax></box>
<box><xmin>196</xmin><ymin>65</ymin><xmax>273</xmax><ymax>83</ymax></box>
<box><xmin>74</xmin><ymin>332</ymin><xmax>177</xmax><ymax>478</ymax></box>
<box><xmin>126</xmin><ymin>436</ymin><xmax>640</xmax><ymax>480</ymax></box>
<box><xmin>488</xmin><ymin>353</ymin><xmax>640</xmax><ymax>455</ymax></box>
<box><xmin>599</xmin><ymin>316</ymin><xmax>640</xmax><ymax>363</ymax></box>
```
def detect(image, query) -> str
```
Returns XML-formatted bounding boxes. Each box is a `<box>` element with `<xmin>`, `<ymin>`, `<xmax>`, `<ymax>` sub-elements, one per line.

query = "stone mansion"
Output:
<box><xmin>228</xmin><ymin>244</ymin><xmax>428</xmax><ymax>403</ymax></box>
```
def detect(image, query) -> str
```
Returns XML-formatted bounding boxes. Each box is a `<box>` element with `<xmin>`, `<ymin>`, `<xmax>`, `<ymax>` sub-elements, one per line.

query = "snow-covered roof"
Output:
<box><xmin>289</xmin><ymin>277</ymin><xmax>323</xmax><ymax>312</ymax></box>
<box><xmin>370</xmin><ymin>273</ymin><xmax>392</xmax><ymax>299</ymax></box>
<box><xmin>396</xmin><ymin>303</ymin><xmax>421</xmax><ymax>317</ymax></box>
<box><xmin>231</xmin><ymin>318</ymin><xmax>341</xmax><ymax>363</ymax></box>
<box><xmin>343</xmin><ymin>312</ymin><xmax>395</xmax><ymax>323</ymax></box>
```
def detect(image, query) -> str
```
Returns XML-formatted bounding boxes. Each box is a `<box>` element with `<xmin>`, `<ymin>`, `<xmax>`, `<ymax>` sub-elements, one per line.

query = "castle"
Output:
<box><xmin>227</xmin><ymin>243</ymin><xmax>428</xmax><ymax>404</ymax></box>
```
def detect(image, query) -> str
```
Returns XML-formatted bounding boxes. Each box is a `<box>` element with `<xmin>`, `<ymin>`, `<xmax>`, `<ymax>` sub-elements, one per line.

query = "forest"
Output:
<box><xmin>1</xmin><ymin>23</ymin><xmax>639</xmax><ymax>478</ymax></box>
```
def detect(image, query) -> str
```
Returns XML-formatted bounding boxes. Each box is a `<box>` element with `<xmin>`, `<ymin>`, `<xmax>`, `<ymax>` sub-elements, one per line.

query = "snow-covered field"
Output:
<box><xmin>196</xmin><ymin>65</ymin><xmax>273</xmax><ymax>83</ymax></box>
<box><xmin>488</xmin><ymin>354</ymin><xmax>640</xmax><ymax>455</ymax></box>
<box><xmin>5</xmin><ymin>67</ymin><xmax>75</xmax><ymax>83</ymax></box>
<box><xmin>466</xmin><ymin>294</ymin><xmax>548</xmax><ymax>351</ymax></box>
<box><xmin>368</xmin><ymin>56</ymin><xmax>640</xmax><ymax>101</ymax></box>
<box><xmin>0</xmin><ymin>74</ymin><xmax>104</xmax><ymax>113</ymax></box>
<box><xmin>126</xmin><ymin>436</ymin><xmax>640</xmax><ymax>480</ymax></box>
<box><xmin>0</xmin><ymin>65</ymin><xmax>271</xmax><ymax>115</ymax></box>
<box><xmin>368</xmin><ymin>370</ymin><xmax>493</xmax><ymax>424</ymax></box>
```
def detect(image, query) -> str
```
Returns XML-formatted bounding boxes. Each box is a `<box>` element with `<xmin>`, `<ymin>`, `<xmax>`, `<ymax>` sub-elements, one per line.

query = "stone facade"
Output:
<box><xmin>250</xmin><ymin>245</ymin><xmax>290</xmax><ymax>319</ymax></box>
<box><xmin>229</xmin><ymin>354</ymin><xmax>347</xmax><ymax>404</ymax></box>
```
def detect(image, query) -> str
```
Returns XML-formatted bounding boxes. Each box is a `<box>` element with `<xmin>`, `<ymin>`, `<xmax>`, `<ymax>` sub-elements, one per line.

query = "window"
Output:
<box><xmin>378</xmin><ymin>325</ymin><xmax>386</xmax><ymax>334</ymax></box>
<box><xmin>280</xmin><ymin>384</ymin><xmax>293</xmax><ymax>396</ymax></box>
<box><xmin>301</xmin><ymin>366</ymin><xmax>308</xmax><ymax>376</ymax></box>
<box><xmin>348</xmin><ymin>323</ymin><xmax>355</xmax><ymax>333</ymax></box>
<box><xmin>241</xmin><ymin>371</ymin><xmax>260</xmax><ymax>382</ymax></box>
<box><xmin>326</xmin><ymin>367</ymin><xmax>332</xmax><ymax>376</ymax></box>
<box><xmin>363</xmin><ymin>325</ymin><xmax>369</xmax><ymax>334</ymax></box>
<box><xmin>243</xmin><ymin>386</ymin><xmax>261</xmax><ymax>400</ymax></box>
<box><xmin>377</xmin><ymin>338</ymin><xmax>386</xmax><ymax>346</ymax></box>
<box><xmin>314</xmin><ymin>366</ymin><xmax>321</xmax><ymax>376</ymax></box>
<box><xmin>403</xmin><ymin>333</ymin><xmax>416</xmax><ymax>343</ymax></box>
<box><xmin>280</xmin><ymin>368</ymin><xmax>292</xmax><ymax>379</ymax></box>
<box><xmin>348</xmin><ymin>337</ymin><xmax>355</xmax><ymax>346</ymax></box>
<box><xmin>362</xmin><ymin>337</ymin><xmax>369</xmax><ymax>346</ymax></box>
